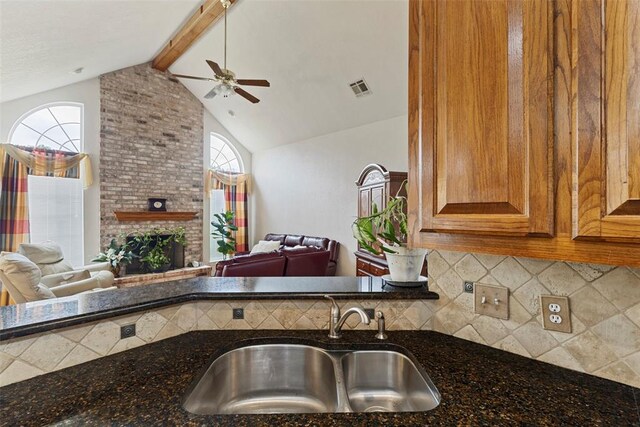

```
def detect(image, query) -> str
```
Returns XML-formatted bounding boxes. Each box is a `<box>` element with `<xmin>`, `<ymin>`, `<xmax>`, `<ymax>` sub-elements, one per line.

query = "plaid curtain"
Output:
<box><xmin>213</xmin><ymin>180</ymin><xmax>249</xmax><ymax>253</ymax></box>
<box><xmin>0</xmin><ymin>147</ymin><xmax>80</xmax><ymax>306</ymax></box>
<box><xmin>0</xmin><ymin>154</ymin><xmax>30</xmax><ymax>306</ymax></box>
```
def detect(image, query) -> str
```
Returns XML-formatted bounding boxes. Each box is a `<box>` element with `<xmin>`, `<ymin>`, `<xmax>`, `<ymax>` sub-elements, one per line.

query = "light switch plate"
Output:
<box><xmin>540</xmin><ymin>295</ymin><xmax>571</xmax><ymax>333</ymax></box>
<box><xmin>474</xmin><ymin>283</ymin><xmax>509</xmax><ymax>319</ymax></box>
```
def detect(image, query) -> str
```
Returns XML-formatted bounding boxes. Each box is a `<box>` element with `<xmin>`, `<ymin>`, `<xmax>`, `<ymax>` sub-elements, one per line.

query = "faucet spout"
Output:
<box><xmin>324</xmin><ymin>295</ymin><xmax>371</xmax><ymax>339</ymax></box>
<box><xmin>336</xmin><ymin>307</ymin><xmax>371</xmax><ymax>332</ymax></box>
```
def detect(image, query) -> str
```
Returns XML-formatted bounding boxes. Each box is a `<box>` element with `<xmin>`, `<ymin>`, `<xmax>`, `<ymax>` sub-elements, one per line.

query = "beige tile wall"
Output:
<box><xmin>0</xmin><ymin>298</ymin><xmax>431</xmax><ymax>387</ymax></box>
<box><xmin>426</xmin><ymin>250</ymin><xmax>640</xmax><ymax>388</ymax></box>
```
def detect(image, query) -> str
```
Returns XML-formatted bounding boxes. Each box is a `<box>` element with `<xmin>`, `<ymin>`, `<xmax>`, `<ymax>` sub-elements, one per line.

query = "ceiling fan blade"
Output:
<box><xmin>236</xmin><ymin>79</ymin><xmax>270</xmax><ymax>87</ymax></box>
<box><xmin>234</xmin><ymin>87</ymin><xmax>260</xmax><ymax>103</ymax></box>
<box><xmin>204</xmin><ymin>88</ymin><xmax>217</xmax><ymax>99</ymax></box>
<box><xmin>172</xmin><ymin>74</ymin><xmax>215</xmax><ymax>82</ymax></box>
<box><xmin>206</xmin><ymin>60</ymin><xmax>225</xmax><ymax>77</ymax></box>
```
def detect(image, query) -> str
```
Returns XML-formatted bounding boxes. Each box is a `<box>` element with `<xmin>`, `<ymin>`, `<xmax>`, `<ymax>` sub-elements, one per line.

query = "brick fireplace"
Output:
<box><xmin>99</xmin><ymin>63</ymin><xmax>204</xmax><ymax>263</ymax></box>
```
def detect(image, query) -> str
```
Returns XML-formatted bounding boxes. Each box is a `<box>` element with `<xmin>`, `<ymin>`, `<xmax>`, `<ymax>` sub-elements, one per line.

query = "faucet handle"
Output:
<box><xmin>324</xmin><ymin>295</ymin><xmax>340</xmax><ymax>316</ymax></box>
<box><xmin>324</xmin><ymin>294</ymin><xmax>337</xmax><ymax>306</ymax></box>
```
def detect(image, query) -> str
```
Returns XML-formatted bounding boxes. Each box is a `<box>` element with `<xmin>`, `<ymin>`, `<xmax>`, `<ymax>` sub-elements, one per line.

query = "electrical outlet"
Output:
<box><xmin>540</xmin><ymin>295</ymin><xmax>571</xmax><ymax>333</ymax></box>
<box><xmin>120</xmin><ymin>324</ymin><xmax>136</xmax><ymax>339</ymax></box>
<box><xmin>474</xmin><ymin>283</ymin><xmax>509</xmax><ymax>320</ymax></box>
<box><xmin>550</xmin><ymin>314</ymin><xmax>563</xmax><ymax>324</ymax></box>
<box><xmin>364</xmin><ymin>308</ymin><xmax>375</xmax><ymax>319</ymax></box>
<box><xmin>463</xmin><ymin>281</ymin><xmax>474</xmax><ymax>293</ymax></box>
<box><xmin>232</xmin><ymin>308</ymin><xmax>244</xmax><ymax>319</ymax></box>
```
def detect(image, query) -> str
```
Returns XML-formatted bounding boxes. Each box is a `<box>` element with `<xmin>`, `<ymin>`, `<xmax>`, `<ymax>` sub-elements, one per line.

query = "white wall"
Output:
<box><xmin>202</xmin><ymin>109</ymin><xmax>253</xmax><ymax>262</ymax></box>
<box><xmin>252</xmin><ymin>114</ymin><xmax>408</xmax><ymax>276</ymax></box>
<box><xmin>0</xmin><ymin>78</ymin><xmax>101</xmax><ymax>264</ymax></box>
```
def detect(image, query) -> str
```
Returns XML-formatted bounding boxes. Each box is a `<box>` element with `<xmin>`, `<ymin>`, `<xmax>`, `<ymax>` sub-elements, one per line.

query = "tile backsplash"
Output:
<box><xmin>426</xmin><ymin>250</ymin><xmax>640</xmax><ymax>388</ymax></box>
<box><xmin>0</xmin><ymin>298</ymin><xmax>431</xmax><ymax>387</ymax></box>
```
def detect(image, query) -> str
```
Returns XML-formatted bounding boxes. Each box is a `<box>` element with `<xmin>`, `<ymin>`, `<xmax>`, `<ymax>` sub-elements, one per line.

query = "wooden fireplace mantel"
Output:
<box><xmin>113</xmin><ymin>211</ymin><xmax>198</xmax><ymax>221</ymax></box>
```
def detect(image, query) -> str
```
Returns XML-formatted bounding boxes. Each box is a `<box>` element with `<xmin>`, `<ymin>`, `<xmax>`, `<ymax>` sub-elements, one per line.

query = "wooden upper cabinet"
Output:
<box><xmin>410</xmin><ymin>0</ymin><xmax>553</xmax><ymax>237</ymax></box>
<box><xmin>574</xmin><ymin>0</ymin><xmax>640</xmax><ymax>242</ymax></box>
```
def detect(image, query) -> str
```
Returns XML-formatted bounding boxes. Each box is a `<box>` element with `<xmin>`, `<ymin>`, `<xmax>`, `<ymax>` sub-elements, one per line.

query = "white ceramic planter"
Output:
<box><xmin>385</xmin><ymin>247</ymin><xmax>428</xmax><ymax>282</ymax></box>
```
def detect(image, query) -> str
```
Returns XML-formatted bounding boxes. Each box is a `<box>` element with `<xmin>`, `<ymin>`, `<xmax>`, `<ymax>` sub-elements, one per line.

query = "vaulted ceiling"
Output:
<box><xmin>0</xmin><ymin>0</ymin><xmax>199</xmax><ymax>102</ymax></box>
<box><xmin>1</xmin><ymin>0</ymin><xmax>408</xmax><ymax>153</ymax></box>
<box><xmin>170</xmin><ymin>0</ymin><xmax>408</xmax><ymax>152</ymax></box>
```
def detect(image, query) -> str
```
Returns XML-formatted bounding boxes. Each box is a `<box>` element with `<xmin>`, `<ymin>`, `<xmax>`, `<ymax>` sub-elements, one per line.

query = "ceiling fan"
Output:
<box><xmin>172</xmin><ymin>0</ymin><xmax>270</xmax><ymax>103</ymax></box>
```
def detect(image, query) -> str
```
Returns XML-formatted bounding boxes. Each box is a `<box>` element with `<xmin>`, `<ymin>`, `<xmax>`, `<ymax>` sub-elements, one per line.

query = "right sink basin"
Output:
<box><xmin>341</xmin><ymin>350</ymin><xmax>441</xmax><ymax>413</ymax></box>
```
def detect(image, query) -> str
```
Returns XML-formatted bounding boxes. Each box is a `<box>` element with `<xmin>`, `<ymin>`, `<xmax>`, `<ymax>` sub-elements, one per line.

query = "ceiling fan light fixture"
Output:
<box><xmin>214</xmin><ymin>82</ymin><xmax>235</xmax><ymax>98</ymax></box>
<box><xmin>173</xmin><ymin>0</ymin><xmax>268</xmax><ymax>104</ymax></box>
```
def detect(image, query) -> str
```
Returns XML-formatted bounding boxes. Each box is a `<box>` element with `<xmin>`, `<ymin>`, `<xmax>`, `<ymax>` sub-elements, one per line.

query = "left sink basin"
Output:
<box><xmin>183</xmin><ymin>344</ymin><xmax>340</xmax><ymax>415</ymax></box>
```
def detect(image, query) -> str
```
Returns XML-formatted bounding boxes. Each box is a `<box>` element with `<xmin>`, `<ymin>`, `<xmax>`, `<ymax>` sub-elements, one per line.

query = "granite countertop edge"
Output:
<box><xmin>0</xmin><ymin>276</ymin><xmax>438</xmax><ymax>340</ymax></box>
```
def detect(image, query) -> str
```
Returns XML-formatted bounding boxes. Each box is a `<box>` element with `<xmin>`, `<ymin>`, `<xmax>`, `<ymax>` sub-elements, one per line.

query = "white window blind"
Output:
<box><xmin>27</xmin><ymin>176</ymin><xmax>84</xmax><ymax>267</ymax></box>
<box><xmin>209</xmin><ymin>189</ymin><xmax>226</xmax><ymax>262</ymax></box>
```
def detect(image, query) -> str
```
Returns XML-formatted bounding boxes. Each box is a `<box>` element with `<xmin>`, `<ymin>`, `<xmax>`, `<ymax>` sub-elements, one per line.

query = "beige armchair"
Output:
<box><xmin>0</xmin><ymin>242</ymin><xmax>115</xmax><ymax>304</ymax></box>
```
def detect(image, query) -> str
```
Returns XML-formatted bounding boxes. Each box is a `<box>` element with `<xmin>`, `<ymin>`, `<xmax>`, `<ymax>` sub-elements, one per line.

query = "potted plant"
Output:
<box><xmin>211</xmin><ymin>211</ymin><xmax>237</xmax><ymax>260</ymax></box>
<box><xmin>352</xmin><ymin>183</ymin><xmax>427</xmax><ymax>282</ymax></box>
<box><xmin>92</xmin><ymin>238</ymin><xmax>136</xmax><ymax>278</ymax></box>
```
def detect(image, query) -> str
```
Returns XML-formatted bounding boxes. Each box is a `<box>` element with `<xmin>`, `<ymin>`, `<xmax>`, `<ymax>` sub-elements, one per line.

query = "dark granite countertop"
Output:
<box><xmin>1</xmin><ymin>330</ymin><xmax>637</xmax><ymax>426</ymax></box>
<box><xmin>0</xmin><ymin>276</ymin><xmax>437</xmax><ymax>340</ymax></box>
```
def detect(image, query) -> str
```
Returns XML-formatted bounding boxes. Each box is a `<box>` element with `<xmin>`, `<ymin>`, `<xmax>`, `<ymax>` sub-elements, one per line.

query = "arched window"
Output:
<box><xmin>9</xmin><ymin>103</ymin><xmax>84</xmax><ymax>266</ymax></box>
<box><xmin>10</xmin><ymin>103</ymin><xmax>82</xmax><ymax>153</ymax></box>
<box><xmin>208</xmin><ymin>134</ymin><xmax>244</xmax><ymax>261</ymax></box>
<box><xmin>210</xmin><ymin>133</ymin><xmax>243</xmax><ymax>173</ymax></box>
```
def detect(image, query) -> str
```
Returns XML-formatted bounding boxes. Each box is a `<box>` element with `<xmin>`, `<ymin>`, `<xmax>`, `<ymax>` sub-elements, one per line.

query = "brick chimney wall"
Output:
<box><xmin>100</xmin><ymin>63</ymin><xmax>204</xmax><ymax>263</ymax></box>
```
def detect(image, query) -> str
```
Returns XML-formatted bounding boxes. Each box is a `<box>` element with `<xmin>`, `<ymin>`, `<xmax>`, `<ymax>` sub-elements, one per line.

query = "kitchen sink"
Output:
<box><xmin>183</xmin><ymin>344</ymin><xmax>440</xmax><ymax>415</ymax></box>
<box><xmin>341</xmin><ymin>351</ymin><xmax>440</xmax><ymax>412</ymax></box>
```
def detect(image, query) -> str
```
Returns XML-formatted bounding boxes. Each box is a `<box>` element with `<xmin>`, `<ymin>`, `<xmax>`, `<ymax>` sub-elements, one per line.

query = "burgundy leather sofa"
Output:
<box><xmin>221</xmin><ymin>256</ymin><xmax>286</xmax><ymax>277</ymax></box>
<box><xmin>263</xmin><ymin>233</ymin><xmax>339</xmax><ymax>276</ymax></box>
<box><xmin>214</xmin><ymin>233</ymin><xmax>339</xmax><ymax>277</ymax></box>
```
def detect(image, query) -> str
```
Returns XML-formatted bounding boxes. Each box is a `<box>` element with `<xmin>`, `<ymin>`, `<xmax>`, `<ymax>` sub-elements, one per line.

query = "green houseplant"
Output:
<box><xmin>92</xmin><ymin>238</ymin><xmax>136</xmax><ymax>278</ymax></box>
<box><xmin>211</xmin><ymin>211</ymin><xmax>237</xmax><ymax>260</ymax></box>
<box><xmin>352</xmin><ymin>182</ymin><xmax>427</xmax><ymax>282</ymax></box>
<box><xmin>130</xmin><ymin>227</ymin><xmax>187</xmax><ymax>273</ymax></box>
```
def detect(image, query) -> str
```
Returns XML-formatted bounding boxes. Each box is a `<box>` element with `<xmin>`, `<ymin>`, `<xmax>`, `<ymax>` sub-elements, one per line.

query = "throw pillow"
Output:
<box><xmin>250</xmin><ymin>240</ymin><xmax>281</xmax><ymax>254</ymax></box>
<box><xmin>39</xmin><ymin>260</ymin><xmax>75</xmax><ymax>276</ymax></box>
<box><xmin>0</xmin><ymin>252</ymin><xmax>56</xmax><ymax>301</ymax></box>
<box><xmin>18</xmin><ymin>242</ymin><xmax>74</xmax><ymax>276</ymax></box>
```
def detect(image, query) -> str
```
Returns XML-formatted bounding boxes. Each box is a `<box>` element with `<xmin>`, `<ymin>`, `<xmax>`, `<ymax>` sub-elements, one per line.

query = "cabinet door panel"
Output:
<box><xmin>416</xmin><ymin>0</ymin><xmax>553</xmax><ymax>236</ymax></box>
<box><xmin>371</xmin><ymin>187</ymin><xmax>384</xmax><ymax>213</ymax></box>
<box><xmin>359</xmin><ymin>189</ymin><xmax>371</xmax><ymax>218</ymax></box>
<box><xmin>575</xmin><ymin>0</ymin><xmax>640</xmax><ymax>241</ymax></box>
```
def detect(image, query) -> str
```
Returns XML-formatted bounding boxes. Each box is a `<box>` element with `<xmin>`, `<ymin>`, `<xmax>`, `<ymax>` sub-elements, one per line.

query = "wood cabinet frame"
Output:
<box><xmin>408</xmin><ymin>0</ymin><xmax>640</xmax><ymax>267</ymax></box>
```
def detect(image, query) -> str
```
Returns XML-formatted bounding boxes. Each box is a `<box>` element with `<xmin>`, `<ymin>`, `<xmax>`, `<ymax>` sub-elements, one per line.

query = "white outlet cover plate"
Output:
<box><xmin>540</xmin><ymin>295</ymin><xmax>572</xmax><ymax>333</ymax></box>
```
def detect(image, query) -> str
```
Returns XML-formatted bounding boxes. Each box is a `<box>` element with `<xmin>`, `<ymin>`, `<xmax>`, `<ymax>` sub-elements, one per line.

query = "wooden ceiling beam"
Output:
<box><xmin>153</xmin><ymin>0</ymin><xmax>236</xmax><ymax>72</ymax></box>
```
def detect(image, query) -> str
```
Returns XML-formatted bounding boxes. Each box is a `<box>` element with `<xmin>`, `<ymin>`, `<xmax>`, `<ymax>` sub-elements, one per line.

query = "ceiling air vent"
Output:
<box><xmin>349</xmin><ymin>78</ymin><xmax>372</xmax><ymax>97</ymax></box>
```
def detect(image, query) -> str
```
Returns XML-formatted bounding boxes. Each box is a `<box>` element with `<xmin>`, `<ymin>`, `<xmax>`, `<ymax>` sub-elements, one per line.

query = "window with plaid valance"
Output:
<box><xmin>1</xmin><ymin>103</ymin><xmax>93</xmax><ymax>306</ymax></box>
<box><xmin>207</xmin><ymin>134</ymin><xmax>250</xmax><ymax>255</ymax></box>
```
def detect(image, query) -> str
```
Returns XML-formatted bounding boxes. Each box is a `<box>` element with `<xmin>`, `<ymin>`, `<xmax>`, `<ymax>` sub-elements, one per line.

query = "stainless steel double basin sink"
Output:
<box><xmin>183</xmin><ymin>344</ymin><xmax>441</xmax><ymax>415</ymax></box>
